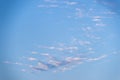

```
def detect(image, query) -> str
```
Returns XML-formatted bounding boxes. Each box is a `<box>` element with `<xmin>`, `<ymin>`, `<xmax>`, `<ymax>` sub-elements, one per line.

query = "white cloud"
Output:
<box><xmin>75</xmin><ymin>8</ymin><xmax>83</xmax><ymax>18</ymax></box>
<box><xmin>93</xmin><ymin>16</ymin><xmax>102</xmax><ymax>19</ymax></box>
<box><xmin>65</xmin><ymin>57</ymin><xmax>81</xmax><ymax>62</ymax></box>
<box><xmin>21</xmin><ymin>69</ymin><xmax>26</xmax><ymax>72</ymax></box>
<box><xmin>28</xmin><ymin>57</ymin><xmax>37</xmax><ymax>61</ymax></box>
<box><xmin>78</xmin><ymin>40</ymin><xmax>91</xmax><ymax>46</ymax></box>
<box><xmin>87</xmin><ymin>55</ymin><xmax>107</xmax><ymax>61</ymax></box>
<box><xmin>33</xmin><ymin>62</ymin><xmax>49</xmax><ymax>70</ymax></box>
<box><xmin>48</xmin><ymin>60</ymin><xmax>61</xmax><ymax>66</ymax></box>
<box><xmin>40</xmin><ymin>53</ymin><xmax>55</xmax><ymax>60</ymax></box>
<box><xmin>85</xmin><ymin>33</ymin><xmax>101</xmax><ymax>40</ymax></box>
<box><xmin>38</xmin><ymin>62</ymin><xmax>48</xmax><ymax>69</ymax></box>
<box><xmin>38</xmin><ymin>5</ymin><xmax>46</xmax><ymax>8</ymax></box>
<box><xmin>81</xmin><ymin>26</ymin><xmax>93</xmax><ymax>32</ymax></box>
<box><xmin>103</xmin><ymin>11</ymin><xmax>116</xmax><ymax>15</ymax></box>
<box><xmin>31</xmin><ymin>51</ymin><xmax>38</xmax><ymax>54</ymax></box>
<box><xmin>64</xmin><ymin>1</ymin><xmax>78</xmax><ymax>5</ymax></box>
<box><xmin>65</xmin><ymin>46</ymin><xmax>78</xmax><ymax>50</ymax></box>
<box><xmin>49</xmin><ymin>4</ymin><xmax>59</xmax><ymax>7</ymax></box>
<box><xmin>14</xmin><ymin>62</ymin><xmax>23</xmax><ymax>65</ymax></box>
<box><xmin>95</xmin><ymin>23</ymin><xmax>106</xmax><ymax>26</ymax></box>
<box><xmin>4</xmin><ymin>61</ymin><xmax>23</xmax><ymax>65</ymax></box>
<box><xmin>92</xmin><ymin>16</ymin><xmax>104</xmax><ymax>22</ymax></box>
<box><xmin>40</xmin><ymin>45</ymin><xmax>78</xmax><ymax>52</ymax></box>
<box><xmin>41</xmin><ymin>46</ymin><xmax>56</xmax><ymax>49</ymax></box>
<box><xmin>44</xmin><ymin>0</ymin><xmax>57</xmax><ymax>3</ymax></box>
<box><xmin>38</xmin><ymin>4</ymin><xmax>59</xmax><ymax>8</ymax></box>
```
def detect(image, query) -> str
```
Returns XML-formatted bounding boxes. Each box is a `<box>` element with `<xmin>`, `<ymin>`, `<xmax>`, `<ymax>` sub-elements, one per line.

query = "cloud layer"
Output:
<box><xmin>3</xmin><ymin>0</ymin><xmax>118</xmax><ymax>73</ymax></box>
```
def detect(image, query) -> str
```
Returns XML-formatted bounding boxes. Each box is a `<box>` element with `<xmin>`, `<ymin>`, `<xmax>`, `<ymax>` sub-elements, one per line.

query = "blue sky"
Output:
<box><xmin>0</xmin><ymin>0</ymin><xmax>120</xmax><ymax>80</ymax></box>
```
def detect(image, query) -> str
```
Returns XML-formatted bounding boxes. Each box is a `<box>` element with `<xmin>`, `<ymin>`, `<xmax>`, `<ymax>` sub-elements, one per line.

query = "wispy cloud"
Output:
<box><xmin>64</xmin><ymin>1</ymin><xmax>78</xmax><ymax>6</ymax></box>
<box><xmin>87</xmin><ymin>55</ymin><xmax>107</xmax><ymax>62</ymax></box>
<box><xmin>38</xmin><ymin>4</ymin><xmax>59</xmax><ymax>8</ymax></box>
<box><xmin>44</xmin><ymin>0</ymin><xmax>57</xmax><ymax>3</ymax></box>
<box><xmin>92</xmin><ymin>16</ymin><xmax>102</xmax><ymax>22</ymax></box>
<box><xmin>4</xmin><ymin>0</ymin><xmax>116</xmax><ymax>73</ymax></box>
<box><xmin>28</xmin><ymin>57</ymin><xmax>37</xmax><ymax>61</ymax></box>
<box><xmin>21</xmin><ymin>69</ymin><xmax>27</xmax><ymax>72</ymax></box>
<box><xmin>28</xmin><ymin>54</ymin><xmax>107</xmax><ymax>72</ymax></box>
<box><xmin>39</xmin><ymin>45</ymin><xmax>78</xmax><ymax>52</ymax></box>
<box><xmin>3</xmin><ymin>61</ymin><xmax>23</xmax><ymax>66</ymax></box>
<box><xmin>31</xmin><ymin>51</ymin><xmax>38</xmax><ymax>54</ymax></box>
<box><xmin>75</xmin><ymin>8</ymin><xmax>84</xmax><ymax>18</ymax></box>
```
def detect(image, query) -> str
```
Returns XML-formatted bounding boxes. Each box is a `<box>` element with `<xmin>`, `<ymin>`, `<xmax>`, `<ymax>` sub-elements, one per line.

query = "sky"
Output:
<box><xmin>0</xmin><ymin>0</ymin><xmax>120</xmax><ymax>80</ymax></box>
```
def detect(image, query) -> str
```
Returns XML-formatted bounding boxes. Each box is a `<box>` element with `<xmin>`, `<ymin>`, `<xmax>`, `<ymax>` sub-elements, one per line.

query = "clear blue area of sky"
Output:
<box><xmin>0</xmin><ymin>0</ymin><xmax>120</xmax><ymax>80</ymax></box>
